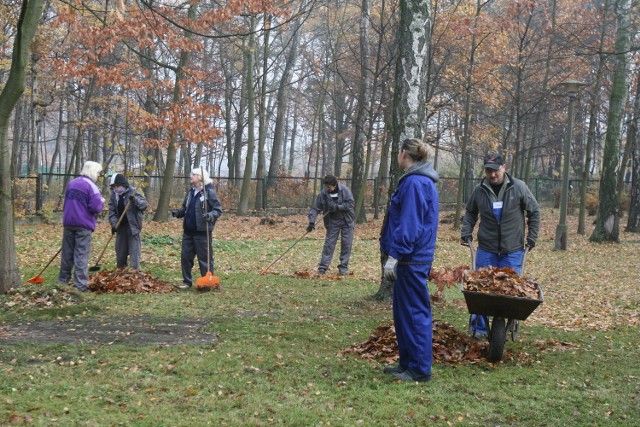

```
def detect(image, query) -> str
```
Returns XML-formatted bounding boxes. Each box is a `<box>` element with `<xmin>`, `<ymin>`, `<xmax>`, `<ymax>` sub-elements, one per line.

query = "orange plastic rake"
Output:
<box><xmin>27</xmin><ymin>247</ymin><xmax>63</xmax><ymax>284</ymax></box>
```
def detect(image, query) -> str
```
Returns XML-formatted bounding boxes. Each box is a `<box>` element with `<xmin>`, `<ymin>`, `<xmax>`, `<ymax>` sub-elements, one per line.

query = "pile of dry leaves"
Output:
<box><xmin>463</xmin><ymin>267</ymin><xmax>540</xmax><ymax>299</ymax></box>
<box><xmin>1</xmin><ymin>285</ymin><xmax>82</xmax><ymax>309</ymax></box>
<box><xmin>341</xmin><ymin>321</ymin><xmax>489</xmax><ymax>365</ymax></box>
<box><xmin>88</xmin><ymin>268</ymin><xmax>175</xmax><ymax>294</ymax></box>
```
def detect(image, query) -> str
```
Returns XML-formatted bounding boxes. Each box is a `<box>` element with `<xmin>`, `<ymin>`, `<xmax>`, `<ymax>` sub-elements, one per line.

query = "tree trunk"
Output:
<box><xmin>579</xmin><ymin>0</ymin><xmax>608</xmax><ymax>235</ymax></box>
<box><xmin>0</xmin><ymin>0</ymin><xmax>45</xmax><ymax>293</ymax></box>
<box><xmin>625</xmin><ymin>69</ymin><xmax>640</xmax><ymax>232</ymax></box>
<box><xmin>255</xmin><ymin>14</ymin><xmax>271</xmax><ymax>210</ymax></box>
<box><xmin>376</xmin><ymin>0</ymin><xmax>431</xmax><ymax>300</ymax></box>
<box><xmin>591</xmin><ymin>0</ymin><xmax>630</xmax><ymax>243</ymax></box>
<box><xmin>153</xmin><ymin>3</ymin><xmax>195</xmax><ymax>221</ymax></box>
<box><xmin>267</xmin><ymin>15</ymin><xmax>302</xmax><ymax>187</ymax></box>
<box><xmin>454</xmin><ymin>0</ymin><xmax>483</xmax><ymax>231</ymax></box>
<box><xmin>352</xmin><ymin>0</ymin><xmax>372</xmax><ymax>224</ymax></box>
<box><xmin>239</xmin><ymin>17</ymin><xmax>256</xmax><ymax>215</ymax></box>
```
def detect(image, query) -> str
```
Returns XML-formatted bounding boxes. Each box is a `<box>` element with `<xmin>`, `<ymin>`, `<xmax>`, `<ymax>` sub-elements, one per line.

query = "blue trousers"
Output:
<box><xmin>393</xmin><ymin>263</ymin><xmax>432</xmax><ymax>376</ymax></box>
<box><xmin>470</xmin><ymin>248</ymin><xmax>524</xmax><ymax>334</ymax></box>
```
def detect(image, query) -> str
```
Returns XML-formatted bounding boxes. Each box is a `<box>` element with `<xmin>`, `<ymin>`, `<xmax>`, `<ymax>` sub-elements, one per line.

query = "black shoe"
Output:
<box><xmin>392</xmin><ymin>368</ymin><xmax>431</xmax><ymax>382</ymax></box>
<box><xmin>383</xmin><ymin>365</ymin><xmax>405</xmax><ymax>374</ymax></box>
<box><xmin>317</xmin><ymin>269</ymin><xmax>326</xmax><ymax>275</ymax></box>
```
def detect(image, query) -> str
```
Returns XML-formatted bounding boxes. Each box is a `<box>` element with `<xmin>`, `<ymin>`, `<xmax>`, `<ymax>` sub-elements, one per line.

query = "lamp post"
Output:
<box><xmin>554</xmin><ymin>80</ymin><xmax>585</xmax><ymax>250</ymax></box>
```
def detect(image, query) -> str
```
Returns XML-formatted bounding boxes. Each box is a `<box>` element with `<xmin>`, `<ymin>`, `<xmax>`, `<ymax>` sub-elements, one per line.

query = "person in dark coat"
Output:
<box><xmin>461</xmin><ymin>153</ymin><xmax>540</xmax><ymax>338</ymax></box>
<box><xmin>307</xmin><ymin>175</ymin><xmax>355</xmax><ymax>275</ymax></box>
<box><xmin>172</xmin><ymin>168</ymin><xmax>223</xmax><ymax>289</ymax></box>
<box><xmin>380</xmin><ymin>138</ymin><xmax>439</xmax><ymax>382</ymax></box>
<box><xmin>58</xmin><ymin>160</ymin><xmax>105</xmax><ymax>292</ymax></box>
<box><xmin>108</xmin><ymin>173</ymin><xmax>148</xmax><ymax>270</ymax></box>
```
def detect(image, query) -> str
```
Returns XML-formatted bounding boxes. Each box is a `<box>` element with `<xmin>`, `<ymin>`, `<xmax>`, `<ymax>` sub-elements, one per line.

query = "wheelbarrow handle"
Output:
<box><xmin>461</xmin><ymin>242</ymin><xmax>476</xmax><ymax>271</ymax></box>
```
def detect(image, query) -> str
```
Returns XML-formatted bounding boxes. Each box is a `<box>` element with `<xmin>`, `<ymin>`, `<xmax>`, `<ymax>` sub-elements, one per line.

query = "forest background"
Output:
<box><xmin>0</xmin><ymin>0</ymin><xmax>639</xmax><ymax>288</ymax></box>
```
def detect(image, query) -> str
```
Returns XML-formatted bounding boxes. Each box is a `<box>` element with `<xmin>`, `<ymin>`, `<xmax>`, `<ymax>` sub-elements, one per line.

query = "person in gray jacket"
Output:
<box><xmin>307</xmin><ymin>175</ymin><xmax>355</xmax><ymax>275</ymax></box>
<box><xmin>108</xmin><ymin>173</ymin><xmax>148</xmax><ymax>270</ymax></box>
<box><xmin>461</xmin><ymin>153</ymin><xmax>540</xmax><ymax>337</ymax></box>
<box><xmin>172</xmin><ymin>168</ymin><xmax>223</xmax><ymax>289</ymax></box>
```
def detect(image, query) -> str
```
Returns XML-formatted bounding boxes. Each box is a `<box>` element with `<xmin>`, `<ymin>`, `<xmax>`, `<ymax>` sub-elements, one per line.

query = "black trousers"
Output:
<box><xmin>181</xmin><ymin>232</ymin><xmax>214</xmax><ymax>286</ymax></box>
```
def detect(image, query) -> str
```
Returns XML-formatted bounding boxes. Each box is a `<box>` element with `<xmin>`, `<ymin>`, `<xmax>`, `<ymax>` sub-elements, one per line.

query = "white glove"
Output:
<box><xmin>383</xmin><ymin>256</ymin><xmax>398</xmax><ymax>281</ymax></box>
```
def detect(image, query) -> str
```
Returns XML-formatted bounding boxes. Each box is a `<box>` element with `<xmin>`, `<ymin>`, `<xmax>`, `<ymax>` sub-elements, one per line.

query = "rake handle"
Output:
<box><xmin>259</xmin><ymin>229</ymin><xmax>310</xmax><ymax>275</ymax></box>
<box><xmin>92</xmin><ymin>198</ymin><xmax>132</xmax><ymax>267</ymax></box>
<box><xmin>34</xmin><ymin>246</ymin><xmax>63</xmax><ymax>278</ymax></box>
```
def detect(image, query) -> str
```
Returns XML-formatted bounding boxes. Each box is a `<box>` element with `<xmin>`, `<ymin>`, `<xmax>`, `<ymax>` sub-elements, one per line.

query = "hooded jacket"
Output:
<box><xmin>108</xmin><ymin>186</ymin><xmax>148</xmax><ymax>235</ymax></box>
<box><xmin>308</xmin><ymin>183</ymin><xmax>355</xmax><ymax>228</ymax></box>
<box><xmin>62</xmin><ymin>176</ymin><xmax>104</xmax><ymax>231</ymax></box>
<box><xmin>461</xmin><ymin>173</ymin><xmax>540</xmax><ymax>254</ymax></box>
<box><xmin>380</xmin><ymin>162</ymin><xmax>439</xmax><ymax>263</ymax></box>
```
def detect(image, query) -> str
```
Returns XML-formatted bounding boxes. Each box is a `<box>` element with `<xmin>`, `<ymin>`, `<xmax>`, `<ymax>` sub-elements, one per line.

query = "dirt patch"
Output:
<box><xmin>0</xmin><ymin>315</ymin><xmax>217</xmax><ymax>346</ymax></box>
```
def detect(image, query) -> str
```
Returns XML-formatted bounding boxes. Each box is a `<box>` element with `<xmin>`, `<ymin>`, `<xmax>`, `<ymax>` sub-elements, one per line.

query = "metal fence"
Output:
<box><xmin>12</xmin><ymin>173</ymin><xmax>614</xmax><ymax>217</ymax></box>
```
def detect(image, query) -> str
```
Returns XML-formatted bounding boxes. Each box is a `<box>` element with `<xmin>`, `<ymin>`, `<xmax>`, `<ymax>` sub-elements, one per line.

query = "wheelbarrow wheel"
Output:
<box><xmin>488</xmin><ymin>317</ymin><xmax>507</xmax><ymax>362</ymax></box>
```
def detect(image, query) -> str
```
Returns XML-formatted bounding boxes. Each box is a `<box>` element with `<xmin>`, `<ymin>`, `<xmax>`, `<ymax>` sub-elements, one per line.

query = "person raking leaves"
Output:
<box><xmin>108</xmin><ymin>173</ymin><xmax>148</xmax><ymax>270</ymax></box>
<box><xmin>57</xmin><ymin>161</ymin><xmax>105</xmax><ymax>292</ymax></box>
<box><xmin>306</xmin><ymin>175</ymin><xmax>355</xmax><ymax>275</ymax></box>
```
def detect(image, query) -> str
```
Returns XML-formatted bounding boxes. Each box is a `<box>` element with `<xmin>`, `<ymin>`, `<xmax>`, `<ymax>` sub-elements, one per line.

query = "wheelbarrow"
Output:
<box><xmin>460</xmin><ymin>244</ymin><xmax>543</xmax><ymax>362</ymax></box>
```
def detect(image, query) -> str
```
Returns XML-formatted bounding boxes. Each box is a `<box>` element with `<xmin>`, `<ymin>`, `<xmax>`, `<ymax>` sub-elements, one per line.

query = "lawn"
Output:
<box><xmin>1</xmin><ymin>210</ymin><xmax>639</xmax><ymax>426</ymax></box>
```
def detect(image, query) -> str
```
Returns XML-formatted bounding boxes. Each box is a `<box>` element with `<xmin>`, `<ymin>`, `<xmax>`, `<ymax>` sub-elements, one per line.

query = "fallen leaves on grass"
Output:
<box><xmin>290</xmin><ymin>269</ymin><xmax>348</xmax><ymax>280</ymax></box>
<box><xmin>341</xmin><ymin>321</ymin><xmax>487</xmax><ymax>365</ymax></box>
<box><xmin>463</xmin><ymin>267</ymin><xmax>541</xmax><ymax>299</ymax></box>
<box><xmin>341</xmin><ymin>322</ymin><xmax>535</xmax><ymax>365</ymax></box>
<box><xmin>88</xmin><ymin>268</ymin><xmax>175</xmax><ymax>294</ymax></box>
<box><xmin>1</xmin><ymin>284</ymin><xmax>82</xmax><ymax>309</ymax></box>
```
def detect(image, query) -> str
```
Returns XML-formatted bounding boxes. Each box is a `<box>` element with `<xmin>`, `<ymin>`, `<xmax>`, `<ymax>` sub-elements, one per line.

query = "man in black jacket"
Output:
<box><xmin>461</xmin><ymin>153</ymin><xmax>540</xmax><ymax>337</ymax></box>
<box><xmin>172</xmin><ymin>168</ymin><xmax>223</xmax><ymax>289</ymax></box>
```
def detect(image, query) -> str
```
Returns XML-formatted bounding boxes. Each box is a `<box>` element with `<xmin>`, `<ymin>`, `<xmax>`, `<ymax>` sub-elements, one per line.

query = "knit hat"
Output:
<box><xmin>109</xmin><ymin>173</ymin><xmax>129</xmax><ymax>188</ymax></box>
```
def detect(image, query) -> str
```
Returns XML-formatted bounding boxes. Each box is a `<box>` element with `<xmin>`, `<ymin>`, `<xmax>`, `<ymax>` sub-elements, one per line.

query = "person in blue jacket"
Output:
<box><xmin>380</xmin><ymin>138</ymin><xmax>439</xmax><ymax>382</ymax></box>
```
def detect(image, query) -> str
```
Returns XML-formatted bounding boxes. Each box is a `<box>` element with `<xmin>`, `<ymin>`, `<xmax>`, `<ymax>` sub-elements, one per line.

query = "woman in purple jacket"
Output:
<box><xmin>57</xmin><ymin>161</ymin><xmax>105</xmax><ymax>292</ymax></box>
<box><xmin>380</xmin><ymin>138</ymin><xmax>439</xmax><ymax>382</ymax></box>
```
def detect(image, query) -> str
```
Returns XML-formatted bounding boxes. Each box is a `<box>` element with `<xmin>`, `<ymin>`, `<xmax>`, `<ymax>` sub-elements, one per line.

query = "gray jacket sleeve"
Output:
<box><xmin>461</xmin><ymin>187</ymin><xmax>480</xmax><ymax>240</ymax></box>
<box><xmin>523</xmin><ymin>187</ymin><xmax>540</xmax><ymax>244</ymax></box>
<box><xmin>308</xmin><ymin>193</ymin><xmax>323</xmax><ymax>224</ymax></box>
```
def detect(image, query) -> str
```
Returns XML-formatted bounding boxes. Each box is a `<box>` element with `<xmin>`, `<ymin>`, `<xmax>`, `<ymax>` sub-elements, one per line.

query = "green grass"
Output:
<box><xmin>2</xmin><ymin>220</ymin><xmax>639</xmax><ymax>426</ymax></box>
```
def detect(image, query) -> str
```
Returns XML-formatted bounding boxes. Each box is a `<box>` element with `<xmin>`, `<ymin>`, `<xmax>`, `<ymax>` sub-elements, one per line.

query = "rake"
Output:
<box><xmin>89</xmin><ymin>198</ymin><xmax>131</xmax><ymax>272</ymax></box>
<box><xmin>195</xmin><ymin>186</ymin><xmax>219</xmax><ymax>290</ymax></box>
<box><xmin>26</xmin><ymin>247</ymin><xmax>63</xmax><ymax>284</ymax></box>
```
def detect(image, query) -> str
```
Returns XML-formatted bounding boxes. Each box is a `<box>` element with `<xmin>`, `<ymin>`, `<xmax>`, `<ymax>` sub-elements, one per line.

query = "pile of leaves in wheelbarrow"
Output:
<box><xmin>1</xmin><ymin>284</ymin><xmax>83</xmax><ymax>310</ymax></box>
<box><xmin>341</xmin><ymin>321</ymin><xmax>497</xmax><ymax>365</ymax></box>
<box><xmin>88</xmin><ymin>268</ymin><xmax>175</xmax><ymax>294</ymax></box>
<box><xmin>463</xmin><ymin>267</ymin><xmax>540</xmax><ymax>299</ymax></box>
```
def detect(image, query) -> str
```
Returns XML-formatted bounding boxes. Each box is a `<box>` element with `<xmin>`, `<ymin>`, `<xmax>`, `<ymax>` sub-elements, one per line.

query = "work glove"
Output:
<box><xmin>129</xmin><ymin>194</ymin><xmax>135</xmax><ymax>201</ymax></box>
<box><xmin>202</xmin><ymin>212</ymin><xmax>215</xmax><ymax>223</ymax></box>
<box><xmin>111</xmin><ymin>225</ymin><xmax>117</xmax><ymax>235</ymax></box>
<box><xmin>328</xmin><ymin>203</ymin><xmax>338</xmax><ymax>212</ymax></box>
<box><xmin>306</xmin><ymin>223</ymin><xmax>315</xmax><ymax>233</ymax></box>
<box><xmin>526</xmin><ymin>238</ymin><xmax>535</xmax><ymax>250</ymax></box>
<box><xmin>171</xmin><ymin>210</ymin><xmax>179</xmax><ymax>218</ymax></box>
<box><xmin>461</xmin><ymin>236</ymin><xmax>472</xmax><ymax>246</ymax></box>
<box><xmin>383</xmin><ymin>256</ymin><xmax>398</xmax><ymax>281</ymax></box>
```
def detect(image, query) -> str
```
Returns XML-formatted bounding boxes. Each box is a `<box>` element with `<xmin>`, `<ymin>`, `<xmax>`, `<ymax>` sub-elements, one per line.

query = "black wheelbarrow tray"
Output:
<box><xmin>460</xmin><ymin>271</ymin><xmax>544</xmax><ymax>321</ymax></box>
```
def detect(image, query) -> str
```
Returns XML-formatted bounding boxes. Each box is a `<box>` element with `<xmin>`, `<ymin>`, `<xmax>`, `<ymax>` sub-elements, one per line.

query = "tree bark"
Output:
<box><xmin>239</xmin><ymin>16</ymin><xmax>256</xmax><ymax>215</ymax></box>
<box><xmin>591</xmin><ymin>0</ymin><xmax>630</xmax><ymax>243</ymax></box>
<box><xmin>351</xmin><ymin>0</ymin><xmax>372</xmax><ymax>224</ymax></box>
<box><xmin>376</xmin><ymin>0</ymin><xmax>431</xmax><ymax>300</ymax></box>
<box><xmin>0</xmin><ymin>0</ymin><xmax>45</xmax><ymax>292</ymax></box>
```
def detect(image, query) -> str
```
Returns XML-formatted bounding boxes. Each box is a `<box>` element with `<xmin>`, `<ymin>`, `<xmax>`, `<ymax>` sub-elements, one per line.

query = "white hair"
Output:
<box><xmin>191</xmin><ymin>167</ymin><xmax>212</xmax><ymax>185</ymax></box>
<box><xmin>81</xmin><ymin>161</ymin><xmax>102</xmax><ymax>182</ymax></box>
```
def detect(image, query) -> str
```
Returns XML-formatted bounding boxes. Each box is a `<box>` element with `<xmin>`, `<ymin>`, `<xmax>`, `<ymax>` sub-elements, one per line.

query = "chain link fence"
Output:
<box><xmin>12</xmin><ymin>173</ymin><xmax>616</xmax><ymax>218</ymax></box>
